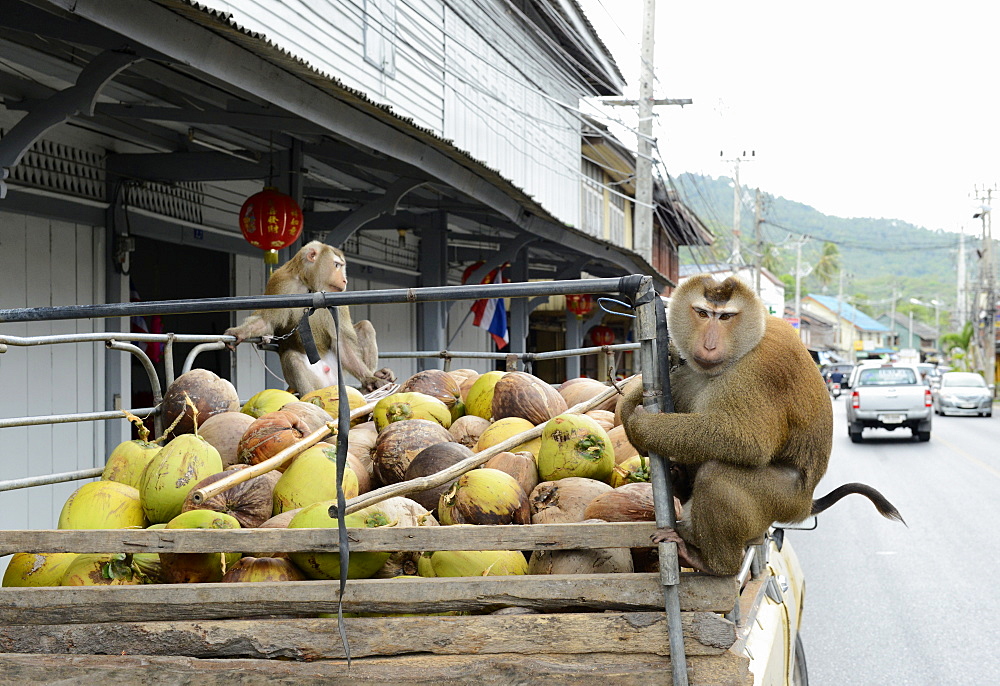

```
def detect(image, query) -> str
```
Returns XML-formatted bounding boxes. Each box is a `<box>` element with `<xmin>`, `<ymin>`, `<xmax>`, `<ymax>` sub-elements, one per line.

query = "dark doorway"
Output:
<box><xmin>128</xmin><ymin>236</ymin><xmax>231</xmax><ymax>417</ymax></box>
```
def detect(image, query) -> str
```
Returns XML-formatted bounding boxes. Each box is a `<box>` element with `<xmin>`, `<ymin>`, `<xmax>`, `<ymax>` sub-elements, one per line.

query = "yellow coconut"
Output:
<box><xmin>138</xmin><ymin>433</ymin><xmax>223</xmax><ymax>524</ymax></box>
<box><xmin>2</xmin><ymin>552</ymin><xmax>78</xmax><ymax>587</ymax></box>
<box><xmin>373</xmin><ymin>392</ymin><xmax>452</xmax><ymax>431</ymax></box>
<box><xmin>536</xmin><ymin>413</ymin><xmax>614</xmax><ymax>483</ymax></box>
<box><xmin>299</xmin><ymin>385</ymin><xmax>366</xmax><ymax>425</ymax></box>
<box><xmin>420</xmin><ymin>549</ymin><xmax>528</xmax><ymax>577</ymax></box>
<box><xmin>475</xmin><ymin>416</ymin><xmax>540</xmax><ymax>457</ymax></box>
<box><xmin>101</xmin><ymin>438</ymin><xmax>161</xmax><ymax>491</ymax></box>
<box><xmin>61</xmin><ymin>554</ymin><xmax>141</xmax><ymax>586</ymax></box>
<box><xmin>464</xmin><ymin>371</ymin><xmax>506</xmax><ymax>420</ymax></box>
<box><xmin>58</xmin><ymin>480</ymin><xmax>147</xmax><ymax>530</ymax></box>
<box><xmin>272</xmin><ymin>443</ymin><xmax>360</xmax><ymax>515</ymax></box>
<box><xmin>241</xmin><ymin>388</ymin><xmax>299</xmax><ymax>419</ymax></box>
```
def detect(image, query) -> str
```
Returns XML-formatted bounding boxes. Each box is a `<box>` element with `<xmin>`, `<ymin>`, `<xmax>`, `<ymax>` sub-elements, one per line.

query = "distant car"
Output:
<box><xmin>847</xmin><ymin>363</ymin><xmax>932</xmax><ymax>442</ymax></box>
<box><xmin>932</xmin><ymin>372</ymin><xmax>994</xmax><ymax>417</ymax></box>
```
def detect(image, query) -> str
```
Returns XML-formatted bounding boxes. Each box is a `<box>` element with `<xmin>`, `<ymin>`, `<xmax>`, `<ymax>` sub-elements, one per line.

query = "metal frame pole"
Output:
<box><xmin>631</xmin><ymin>276</ymin><xmax>688</xmax><ymax>685</ymax></box>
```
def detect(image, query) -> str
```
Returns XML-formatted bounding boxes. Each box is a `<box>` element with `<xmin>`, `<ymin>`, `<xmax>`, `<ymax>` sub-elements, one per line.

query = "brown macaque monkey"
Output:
<box><xmin>225</xmin><ymin>241</ymin><xmax>395</xmax><ymax>394</ymax></box>
<box><xmin>618</xmin><ymin>275</ymin><xmax>903</xmax><ymax>576</ymax></box>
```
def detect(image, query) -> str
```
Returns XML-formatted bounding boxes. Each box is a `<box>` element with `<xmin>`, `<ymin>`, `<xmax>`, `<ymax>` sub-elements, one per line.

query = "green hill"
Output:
<box><xmin>671</xmin><ymin>172</ymin><xmax>964</xmax><ymax>322</ymax></box>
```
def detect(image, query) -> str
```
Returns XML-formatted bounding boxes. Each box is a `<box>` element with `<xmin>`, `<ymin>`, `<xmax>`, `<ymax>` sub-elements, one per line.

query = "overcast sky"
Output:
<box><xmin>578</xmin><ymin>0</ymin><xmax>999</xmax><ymax>235</ymax></box>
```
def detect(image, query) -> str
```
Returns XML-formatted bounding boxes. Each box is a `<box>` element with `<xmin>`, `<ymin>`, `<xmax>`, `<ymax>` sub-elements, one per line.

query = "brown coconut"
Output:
<box><xmin>372</xmin><ymin>419</ymin><xmax>453</xmax><ymax>486</ymax></box>
<box><xmin>585</xmin><ymin>409</ymin><xmax>616</xmax><ymax>432</ymax></box>
<box><xmin>529</xmin><ymin>477</ymin><xmax>612</xmax><ymax>524</ymax></box>
<box><xmin>180</xmin><ymin>464</ymin><xmax>279</xmax><ymax>528</ymax></box>
<box><xmin>608</xmin><ymin>425</ymin><xmax>640</xmax><ymax>465</ymax></box>
<box><xmin>347</xmin><ymin>426</ymin><xmax>378</xmax><ymax>476</ymax></box>
<box><xmin>613</xmin><ymin>376</ymin><xmax>644</xmax><ymax>426</ymax></box>
<box><xmin>221</xmin><ymin>556</ymin><xmax>307</xmax><ymax>582</ymax></box>
<box><xmin>402</xmin><ymin>441</ymin><xmax>474</xmax><ymax>513</ymax></box>
<box><xmin>236</xmin><ymin>410</ymin><xmax>311</xmax><ymax>469</ymax></box>
<box><xmin>458</xmin><ymin>374</ymin><xmax>480</xmax><ymax>403</ymax></box>
<box><xmin>484</xmin><ymin>451</ymin><xmax>539</xmax><ymax>499</ymax></box>
<box><xmin>527</xmin><ymin>520</ymin><xmax>634</xmax><ymax>574</ymax></box>
<box><xmin>398</xmin><ymin>369</ymin><xmax>462</xmax><ymax>412</ymax></box>
<box><xmin>449</xmin><ymin>415</ymin><xmax>491</xmax><ymax>449</ymax></box>
<box><xmin>492</xmin><ymin>372</ymin><xmax>567</xmax><ymax>425</ymax></box>
<box><xmin>160</xmin><ymin>369</ymin><xmax>241</xmax><ymax>438</ymax></box>
<box><xmin>583</xmin><ymin>482</ymin><xmax>655</xmax><ymax>522</ymax></box>
<box><xmin>348</xmin><ymin>453</ymin><xmax>372</xmax><ymax>494</ymax></box>
<box><xmin>280</xmin><ymin>401</ymin><xmax>334</xmax><ymax>433</ymax></box>
<box><xmin>199</xmin><ymin>412</ymin><xmax>255</xmax><ymax>467</ymax></box>
<box><xmin>558</xmin><ymin>378</ymin><xmax>616</xmax><ymax>412</ymax></box>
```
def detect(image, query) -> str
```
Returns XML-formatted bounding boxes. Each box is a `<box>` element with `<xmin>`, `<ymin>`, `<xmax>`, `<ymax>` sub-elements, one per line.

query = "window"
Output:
<box><xmin>858</xmin><ymin>367</ymin><xmax>917</xmax><ymax>386</ymax></box>
<box><xmin>580</xmin><ymin>159</ymin><xmax>603</xmax><ymax>236</ymax></box>
<box><xmin>364</xmin><ymin>0</ymin><xmax>396</xmax><ymax>76</ymax></box>
<box><xmin>608</xmin><ymin>189</ymin><xmax>625</xmax><ymax>244</ymax></box>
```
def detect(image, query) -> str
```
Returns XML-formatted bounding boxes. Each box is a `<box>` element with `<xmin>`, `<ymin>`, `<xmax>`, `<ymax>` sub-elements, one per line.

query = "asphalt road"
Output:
<box><xmin>789</xmin><ymin>396</ymin><xmax>1000</xmax><ymax>686</ymax></box>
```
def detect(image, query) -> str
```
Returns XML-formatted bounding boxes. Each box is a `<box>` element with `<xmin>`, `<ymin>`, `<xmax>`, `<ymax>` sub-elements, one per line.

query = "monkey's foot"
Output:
<box><xmin>651</xmin><ymin>528</ymin><xmax>711</xmax><ymax>573</ymax></box>
<box><xmin>361</xmin><ymin>369</ymin><xmax>396</xmax><ymax>393</ymax></box>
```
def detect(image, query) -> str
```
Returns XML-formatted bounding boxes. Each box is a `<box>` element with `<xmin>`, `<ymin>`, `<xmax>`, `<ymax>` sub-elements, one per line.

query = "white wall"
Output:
<box><xmin>0</xmin><ymin>213</ymin><xmax>104</xmax><ymax>560</ymax></box>
<box><xmin>200</xmin><ymin>0</ymin><xmax>584</xmax><ymax>228</ymax></box>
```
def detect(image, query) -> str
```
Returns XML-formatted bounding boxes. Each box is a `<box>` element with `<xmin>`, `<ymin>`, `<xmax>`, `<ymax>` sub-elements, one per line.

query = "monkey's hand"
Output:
<box><xmin>618</xmin><ymin>382</ymin><xmax>653</xmax><ymax>454</ymax></box>
<box><xmin>361</xmin><ymin>368</ymin><xmax>396</xmax><ymax>394</ymax></box>
<box><xmin>223</xmin><ymin>326</ymin><xmax>246</xmax><ymax>351</ymax></box>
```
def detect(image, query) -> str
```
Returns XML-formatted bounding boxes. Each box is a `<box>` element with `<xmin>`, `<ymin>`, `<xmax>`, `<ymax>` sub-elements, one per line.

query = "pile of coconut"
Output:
<box><xmin>3</xmin><ymin>367</ymin><xmax>658</xmax><ymax>588</ymax></box>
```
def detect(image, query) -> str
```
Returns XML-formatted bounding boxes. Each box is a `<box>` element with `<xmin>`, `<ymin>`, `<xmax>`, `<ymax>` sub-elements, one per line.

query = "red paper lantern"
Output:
<box><xmin>239</xmin><ymin>187</ymin><xmax>303</xmax><ymax>260</ymax></box>
<box><xmin>590</xmin><ymin>325</ymin><xmax>615</xmax><ymax>346</ymax></box>
<box><xmin>566</xmin><ymin>293</ymin><xmax>594</xmax><ymax>319</ymax></box>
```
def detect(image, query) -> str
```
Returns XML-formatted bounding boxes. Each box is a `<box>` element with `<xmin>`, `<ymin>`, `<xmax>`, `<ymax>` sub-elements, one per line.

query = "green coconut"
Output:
<box><xmin>2</xmin><ymin>552</ymin><xmax>79</xmax><ymax>587</ymax></box>
<box><xmin>272</xmin><ymin>443</ymin><xmax>360</xmax><ymax>515</ymax></box>
<box><xmin>57</xmin><ymin>480</ymin><xmax>147</xmax><ymax>530</ymax></box>
<box><xmin>536</xmin><ymin>413</ymin><xmax>615</xmax><ymax>483</ymax></box>
<box><xmin>102</xmin><ymin>439</ymin><xmax>161</xmax><ymax>491</ymax></box>
<box><xmin>139</xmin><ymin>433</ymin><xmax>223</xmax><ymax>524</ymax></box>
<box><xmin>288</xmin><ymin>501</ymin><xmax>393</xmax><ymax>580</ymax></box>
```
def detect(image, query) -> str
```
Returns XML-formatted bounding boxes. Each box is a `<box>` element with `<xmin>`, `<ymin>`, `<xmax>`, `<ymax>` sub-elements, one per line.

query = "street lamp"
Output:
<box><xmin>910</xmin><ymin>297</ymin><xmax>943</xmax><ymax>353</ymax></box>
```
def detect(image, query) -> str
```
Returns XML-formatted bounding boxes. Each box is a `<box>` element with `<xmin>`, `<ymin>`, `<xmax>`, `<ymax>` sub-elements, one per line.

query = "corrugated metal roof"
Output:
<box><xmin>805</xmin><ymin>294</ymin><xmax>890</xmax><ymax>332</ymax></box>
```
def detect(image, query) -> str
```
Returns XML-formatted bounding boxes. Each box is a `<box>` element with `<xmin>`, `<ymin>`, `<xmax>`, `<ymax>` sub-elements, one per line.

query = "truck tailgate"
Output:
<box><xmin>857</xmin><ymin>387</ymin><xmax>924</xmax><ymax>411</ymax></box>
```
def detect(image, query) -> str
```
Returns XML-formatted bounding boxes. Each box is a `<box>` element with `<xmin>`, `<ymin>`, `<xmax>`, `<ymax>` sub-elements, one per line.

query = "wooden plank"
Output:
<box><xmin>0</xmin><ymin>521</ymin><xmax>659</xmax><ymax>555</ymax></box>
<box><xmin>0</xmin><ymin>611</ymin><xmax>736</xmax><ymax>658</ymax></box>
<box><xmin>0</xmin><ymin>572</ymin><xmax>736</xmax><ymax>624</ymax></box>
<box><xmin>0</xmin><ymin>651</ymin><xmax>753</xmax><ymax>685</ymax></box>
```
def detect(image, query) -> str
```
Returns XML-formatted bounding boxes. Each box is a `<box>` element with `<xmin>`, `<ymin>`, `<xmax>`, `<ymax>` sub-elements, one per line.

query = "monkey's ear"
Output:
<box><xmin>304</xmin><ymin>246</ymin><xmax>321</xmax><ymax>262</ymax></box>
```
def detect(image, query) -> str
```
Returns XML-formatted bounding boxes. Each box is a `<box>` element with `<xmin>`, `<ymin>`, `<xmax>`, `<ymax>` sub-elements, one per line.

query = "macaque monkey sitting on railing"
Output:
<box><xmin>225</xmin><ymin>241</ymin><xmax>396</xmax><ymax>394</ymax></box>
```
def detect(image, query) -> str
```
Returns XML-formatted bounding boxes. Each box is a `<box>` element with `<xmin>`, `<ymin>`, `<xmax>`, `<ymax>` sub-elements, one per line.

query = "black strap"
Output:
<box><xmin>298</xmin><ymin>309</ymin><xmax>322</xmax><ymax>365</ymax></box>
<box><xmin>326</xmin><ymin>306</ymin><xmax>352</xmax><ymax>666</ymax></box>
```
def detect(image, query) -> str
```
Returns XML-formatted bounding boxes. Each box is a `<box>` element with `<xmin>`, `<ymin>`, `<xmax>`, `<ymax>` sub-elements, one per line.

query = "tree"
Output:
<box><xmin>812</xmin><ymin>242</ymin><xmax>840</xmax><ymax>288</ymax></box>
<box><xmin>939</xmin><ymin>322</ymin><xmax>974</xmax><ymax>371</ymax></box>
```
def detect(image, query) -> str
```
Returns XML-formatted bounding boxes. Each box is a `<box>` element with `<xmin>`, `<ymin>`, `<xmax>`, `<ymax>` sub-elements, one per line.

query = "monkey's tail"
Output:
<box><xmin>811</xmin><ymin>483</ymin><xmax>906</xmax><ymax>525</ymax></box>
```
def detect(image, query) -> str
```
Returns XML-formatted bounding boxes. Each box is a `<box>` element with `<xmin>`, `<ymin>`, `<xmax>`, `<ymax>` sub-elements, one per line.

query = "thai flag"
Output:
<box><xmin>471</xmin><ymin>269</ymin><xmax>509</xmax><ymax>349</ymax></box>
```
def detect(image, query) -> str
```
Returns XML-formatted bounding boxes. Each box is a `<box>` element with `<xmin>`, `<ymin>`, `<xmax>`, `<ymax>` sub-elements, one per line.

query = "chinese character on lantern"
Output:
<box><xmin>566</xmin><ymin>293</ymin><xmax>594</xmax><ymax>319</ymax></box>
<box><xmin>589</xmin><ymin>325</ymin><xmax>615</xmax><ymax>346</ymax></box>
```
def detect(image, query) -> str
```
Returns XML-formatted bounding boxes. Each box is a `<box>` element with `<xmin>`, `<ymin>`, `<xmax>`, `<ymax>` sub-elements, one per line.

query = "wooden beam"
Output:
<box><xmin>0</xmin><ymin>573</ymin><xmax>737</xmax><ymax>624</ymax></box>
<box><xmin>0</xmin><ymin>522</ymin><xmax>659</xmax><ymax>555</ymax></box>
<box><xmin>0</xmin><ymin>651</ymin><xmax>752</xmax><ymax>685</ymax></box>
<box><xmin>0</xmin><ymin>611</ymin><xmax>736</xmax><ymax>659</ymax></box>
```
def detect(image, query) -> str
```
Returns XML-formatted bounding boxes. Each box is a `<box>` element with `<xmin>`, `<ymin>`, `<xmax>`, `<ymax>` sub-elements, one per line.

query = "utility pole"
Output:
<box><xmin>793</xmin><ymin>237</ymin><xmax>810</xmax><ymax>342</ymax></box>
<box><xmin>604</xmin><ymin>0</ymin><xmax>690</xmax><ymax>266</ymax></box>
<box><xmin>889</xmin><ymin>287</ymin><xmax>897</xmax><ymax>348</ymax></box>
<box><xmin>837</xmin><ymin>269</ymin><xmax>845</xmax><ymax>354</ymax></box>
<box><xmin>753</xmin><ymin>188</ymin><xmax>763</xmax><ymax>295</ymax></box>
<box><xmin>957</xmin><ymin>229</ymin><xmax>966</xmax><ymax>331</ymax></box>
<box><xmin>722</xmin><ymin>151</ymin><xmax>754</xmax><ymax>265</ymax></box>
<box><xmin>973</xmin><ymin>185</ymin><xmax>996</xmax><ymax>392</ymax></box>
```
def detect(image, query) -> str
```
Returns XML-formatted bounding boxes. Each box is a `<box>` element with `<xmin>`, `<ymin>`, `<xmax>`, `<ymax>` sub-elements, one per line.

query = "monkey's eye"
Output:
<box><xmin>719</xmin><ymin>312</ymin><xmax>736</xmax><ymax>321</ymax></box>
<box><xmin>694</xmin><ymin>308</ymin><xmax>710</xmax><ymax>319</ymax></box>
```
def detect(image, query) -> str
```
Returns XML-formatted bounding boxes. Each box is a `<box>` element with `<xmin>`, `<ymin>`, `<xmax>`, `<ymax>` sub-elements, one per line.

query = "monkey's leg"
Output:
<box><xmin>650</xmin><ymin>527</ymin><xmax>710</xmax><ymax>571</ymax></box>
<box><xmin>280</xmin><ymin>349</ymin><xmax>328</xmax><ymax>396</ymax></box>
<box><xmin>674</xmin><ymin>462</ymin><xmax>808</xmax><ymax>576</ymax></box>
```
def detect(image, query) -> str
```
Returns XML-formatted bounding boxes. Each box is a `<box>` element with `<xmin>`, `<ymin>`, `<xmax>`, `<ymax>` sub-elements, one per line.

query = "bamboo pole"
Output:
<box><xmin>342</xmin><ymin>377</ymin><xmax>633</xmax><ymax>515</ymax></box>
<box><xmin>188</xmin><ymin>400</ymin><xmax>378</xmax><ymax>505</ymax></box>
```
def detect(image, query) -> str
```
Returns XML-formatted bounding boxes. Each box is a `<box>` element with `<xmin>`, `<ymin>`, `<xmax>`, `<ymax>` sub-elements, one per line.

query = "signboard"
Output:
<box><xmin>785</xmin><ymin>317</ymin><xmax>800</xmax><ymax>329</ymax></box>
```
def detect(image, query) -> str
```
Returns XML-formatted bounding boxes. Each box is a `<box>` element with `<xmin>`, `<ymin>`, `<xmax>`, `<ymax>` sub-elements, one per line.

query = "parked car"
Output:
<box><xmin>847</xmin><ymin>363</ymin><xmax>933</xmax><ymax>442</ymax></box>
<box><xmin>932</xmin><ymin>372</ymin><xmax>994</xmax><ymax>417</ymax></box>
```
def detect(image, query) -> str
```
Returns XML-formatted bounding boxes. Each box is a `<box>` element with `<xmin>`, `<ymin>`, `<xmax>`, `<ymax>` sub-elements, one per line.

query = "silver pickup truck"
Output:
<box><xmin>846</xmin><ymin>363</ymin><xmax>932</xmax><ymax>442</ymax></box>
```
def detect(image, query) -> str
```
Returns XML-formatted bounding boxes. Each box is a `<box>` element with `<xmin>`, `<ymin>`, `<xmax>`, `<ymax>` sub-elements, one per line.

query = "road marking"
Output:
<box><xmin>933</xmin><ymin>434</ymin><xmax>1000</xmax><ymax>479</ymax></box>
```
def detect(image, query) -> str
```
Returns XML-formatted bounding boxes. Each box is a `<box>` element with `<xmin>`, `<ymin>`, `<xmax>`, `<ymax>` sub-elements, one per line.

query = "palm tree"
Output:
<box><xmin>812</xmin><ymin>242</ymin><xmax>840</xmax><ymax>288</ymax></box>
<box><xmin>939</xmin><ymin>322</ymin><xmax>974</xmax><ymax>371</ymax></box>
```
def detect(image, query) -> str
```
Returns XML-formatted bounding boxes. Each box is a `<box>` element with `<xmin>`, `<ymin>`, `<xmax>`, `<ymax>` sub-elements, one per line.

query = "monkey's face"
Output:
<box><xmin>320</xmin><ymin>251</ymin><xmax>348</xmax><ymax>292</ymax></box>
<box><xmin>686</xmin><ymin>300</ymin><xmax>740</xmax><ymax>374</ymax></box>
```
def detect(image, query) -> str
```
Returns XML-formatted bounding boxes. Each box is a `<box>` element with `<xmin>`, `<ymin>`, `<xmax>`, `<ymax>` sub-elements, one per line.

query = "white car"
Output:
<box><xmin>932</xmin><ymin>372</ymin><xmax>994</xmax><ymax>417</ymax></box>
